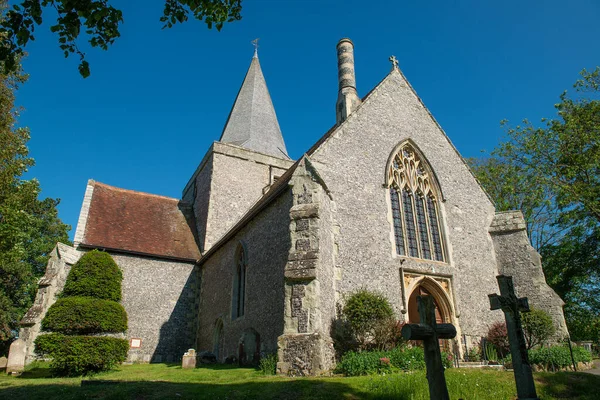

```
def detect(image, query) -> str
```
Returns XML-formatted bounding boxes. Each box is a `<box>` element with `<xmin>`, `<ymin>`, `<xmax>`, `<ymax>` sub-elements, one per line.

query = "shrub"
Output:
<box><xmin>521</xmin><ymin>308</ymin><xmax>555</xmax><ymax>349</ymax></box>
<box><xmin>42</xmin><ymin>297</ymin><xmax>127</xmax><ymax>335</ymax></box>
<box><xmin>467</xmin><ymin>345</ymin><xmax>481</xmax><ymax>362</ymax></box>
<box><xmin>37</xmin><ymin>250</ymin><xmax>128</xmax><ymax>376</ymax></box>
<box><xmin>486</xmin><ymin>321</ymin><xmax>510</xmax><ymax>358</ymax></box>
<box><xmin>336</xmin><ymin>346</ymin><xmax>453</xmax><ymax>376</ymax></box>
<box><xmin>388</xmin><ymin>346</ymin><xmax>426</xmax><ymax>371</ymax></box>
<box><xmin>528</xmin><ymin>345</ymin><xmax>592</xmax><ymax>371</ymax></box>
<box><xmin>62</xmin><ymin>250</ymin><xmax>123</xmax><ymax>301</ymax></box>
<box><xmin>340</xmin><ymin>289</ymin><xmax>395</xmax><ymax>351</ymax></box>
<box><xmin>258</xmin><ymin>353</ymin><xmax>278</xmax><ymax>375</ymax></box>
<box><xmin>35</xmin><ymin>333</ymin><xmax>128</xmax><ymax>376</ymax></box>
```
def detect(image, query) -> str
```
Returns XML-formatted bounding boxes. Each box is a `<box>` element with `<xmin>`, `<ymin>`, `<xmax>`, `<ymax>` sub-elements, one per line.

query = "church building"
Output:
<box><xmin>18</xmin><ymin>39</ymin><xmax>568</xmax><ymax>374</ymax></box>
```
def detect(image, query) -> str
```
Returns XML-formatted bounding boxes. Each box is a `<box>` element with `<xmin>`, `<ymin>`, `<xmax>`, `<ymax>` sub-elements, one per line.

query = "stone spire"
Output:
<box><xmin>336</xmin><ymin>38</ymin><xmax>361</xmax><ymax>125</ymax></box>
<box><xmin>219</xmin><ymin>48</ymin><xmax>289</xmax><ymax>159</ymax></box>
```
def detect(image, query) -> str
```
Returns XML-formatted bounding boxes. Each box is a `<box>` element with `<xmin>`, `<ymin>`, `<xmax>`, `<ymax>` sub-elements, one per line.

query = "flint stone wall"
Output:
<box><xmin>197</xmin><ymin>189</ymin><xmax>292</xmax><ymax>362</ymax></box>
<box><xmin>184</xmin><ymin>142</ymin><xmax>293</xmax><ymax>252</ymax></box>
<box><xmin>489</xmin><ymin>211</ymin><xmax>568</xmax><ymax>338</ymax></box>
<box><xmin>309</xmin><ymin>70</ymin><xmax>503</xmax><ymax>339</ymax></box>
<box><xmin>111</xmin><ymin>253</ymin><xmax>199</xmax><ymax>363</ymax></box>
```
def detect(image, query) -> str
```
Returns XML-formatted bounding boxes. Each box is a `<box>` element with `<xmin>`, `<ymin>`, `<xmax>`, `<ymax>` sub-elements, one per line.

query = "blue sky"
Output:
<box><xmin>17</xmin><ymin>0</ymin><xmax>600</xmax><ymax>239</ymax></box>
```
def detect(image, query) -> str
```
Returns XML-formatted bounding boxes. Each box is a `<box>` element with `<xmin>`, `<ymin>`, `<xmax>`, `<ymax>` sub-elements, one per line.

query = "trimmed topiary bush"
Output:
<box><xmin>36</xmin><ymin>250</ymin><xmax>128</xmax><ymax>376</ymax></box>
<box><xmin>42</xmin><ymin>297</ymin><xmax>127</xmax><ymax>335</ymax></box>
<box><xmin>62</xmin><ymin>250</ymin><xmax>123</xmax><ymax>301</ymax></box>
<box><xmin>35</xmin><ymin>333</ymin><xmax>129</xmax><ymax>376</ymax></box>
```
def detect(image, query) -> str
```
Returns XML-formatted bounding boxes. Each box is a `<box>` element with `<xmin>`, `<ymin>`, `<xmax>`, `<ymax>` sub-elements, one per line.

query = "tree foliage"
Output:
<box><xmin>0</xmin><ymin>61</ymin><xmax>70</xmax><ymax>354</ymax></box>
<box><xmin>521</xmin><ymin>308</ymin><xmax>555</xmax><ymax>349</ymax></box>
<box><xmin>471</xmin><ymin>67</ymin><xmax>600</xmax><ymax>343</ymax></box>
<box><xmin>0</xmin><ymin>0</ymin><xmax>243</xmax><ymax>77</ymax></box>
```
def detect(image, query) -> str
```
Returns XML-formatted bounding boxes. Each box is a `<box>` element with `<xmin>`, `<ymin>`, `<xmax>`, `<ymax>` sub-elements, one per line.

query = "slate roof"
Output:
<box><xmin>81</xmin><ymin>182</ymin><xmax>200</xmax><ymax>261</ymax></box>
<box><xmin>219</xmin><ymin>53</ymin><xmax>289</xmax><ymax>159</ymax></box>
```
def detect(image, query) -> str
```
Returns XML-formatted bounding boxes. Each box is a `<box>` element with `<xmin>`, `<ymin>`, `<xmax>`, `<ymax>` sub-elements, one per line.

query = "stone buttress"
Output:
<box><xmin>277</xmin><ymin>157</ymin><xmax>336</xmax><ymax>375</ymax></box>
<box><xmin>489</xmin><ymin>211</ymin><xmax>568</xmax><ymax>338</ymax></box>
<box><xmin>18</xmin><ymin>243</ymin><xmax>82</xmax><ymax>363</ymax></box>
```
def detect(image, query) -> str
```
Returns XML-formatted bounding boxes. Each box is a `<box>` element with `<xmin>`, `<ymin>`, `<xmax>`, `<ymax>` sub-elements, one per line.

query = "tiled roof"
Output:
<box><xmin>81</xmin><ymin>182</ymin><xmax>200</xmax><ymax>261</ymax></box>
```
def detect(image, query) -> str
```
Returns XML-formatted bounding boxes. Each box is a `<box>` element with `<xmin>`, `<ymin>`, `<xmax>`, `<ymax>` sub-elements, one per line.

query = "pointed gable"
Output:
<box><xmin>219</xmin><ymin>54</ymin><xmax>289</xmax><ymax>159</ymax></box>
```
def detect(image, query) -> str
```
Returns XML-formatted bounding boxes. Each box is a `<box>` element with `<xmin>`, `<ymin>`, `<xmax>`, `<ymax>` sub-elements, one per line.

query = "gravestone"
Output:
<box><xmin>0</xmin><ymin>356</ymin><xmax>7</xmax><ymax>371</ymax></box>
<box><xmin>489</xmin><ymin>275</ymin><xmax>539</xmax><ymax>400</ymax></box>
<box><xmin>6</xmin><ymin>339</ymin><xmax>26</xmax><ymax>375</ymax></box>
<box><xmin>181</xmin><ymin>349</ymin><xmax>196</xmax><ymax>369</ymax></box>
<box><xmin>401</xmin><ymin>295</ymin><xmax>457</xmax><ymax>400</ymax></box>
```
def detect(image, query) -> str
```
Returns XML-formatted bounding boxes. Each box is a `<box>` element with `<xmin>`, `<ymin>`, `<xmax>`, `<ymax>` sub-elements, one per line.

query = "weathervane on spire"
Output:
<box><xmin>252</xmin><ymin>38</ymin><xmax>260</xmax><ymax>58</ymax></box>
<box><xmin>389</xmin><ymin>55</ymin><xmax>399</xmax><ymax>71</ymax></box>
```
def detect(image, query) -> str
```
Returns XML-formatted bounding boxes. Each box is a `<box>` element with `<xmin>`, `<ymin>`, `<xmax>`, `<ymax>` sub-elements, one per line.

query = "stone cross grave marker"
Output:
<box><xmin>401</xmin><ymin>295</ymin><xmax>457</xmax><ymax>400</ymax></box>
<box><xmin>489</xmin><ymin>275</ymin><xmax>539</xmax><ymax>400</ymax></box>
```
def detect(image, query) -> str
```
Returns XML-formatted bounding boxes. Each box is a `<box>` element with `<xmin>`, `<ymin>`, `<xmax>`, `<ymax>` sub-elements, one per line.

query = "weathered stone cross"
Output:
<box><xmin>401</xmin><ymin>295</ymin><xmax>456</xmax><ymax>400</ymax></box>
<box><xmin>489</xmin><ymin>275</ymin><xmax>539</xmax><ymax>400</ymax></box>
<box><xmin>389</xmin><ymin>55</ymin><xmax>399</xmax><ymax>70</ymax></box>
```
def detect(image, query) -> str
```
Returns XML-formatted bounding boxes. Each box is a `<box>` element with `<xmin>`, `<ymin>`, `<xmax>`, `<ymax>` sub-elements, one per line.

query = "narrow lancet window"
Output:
<box><xmin>387</xmin><ymin>142</ymin><xmax>446</xmax><ymax>262</ymax></box>
<box><xmin>390</xmin><ymin>187</ymin><xmax>406</xmax><ymax>256</ymax></box>
<box><xmin>415</xmin><ymin>194</ymin><xmax>431</xmax><ymax>260</ymax></box>
<box><xmin>232</xmin><ymin>245</ymin><xmax>247</xmax><ymax>319</ymax></box>
<box><xmin>402</xmin><ymin>189</ymin><xmax>419</xmax><ymax>257</ymax></box>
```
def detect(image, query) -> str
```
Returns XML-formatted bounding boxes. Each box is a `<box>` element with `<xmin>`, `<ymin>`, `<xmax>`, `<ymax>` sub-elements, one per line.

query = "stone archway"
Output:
<box><xmin>212</xmin><ymin>319</ymin><xmax>224</xmax><ymax>362</ymax></box>
<box><xmin>238</xmin><ymin>328</ymin><xmax>261</xmax><ymax>366</ymax></box>
<box><xmin>406</xmin><ymin>277</ymin><xmax>455</xmax><ymax>350</ymax></box>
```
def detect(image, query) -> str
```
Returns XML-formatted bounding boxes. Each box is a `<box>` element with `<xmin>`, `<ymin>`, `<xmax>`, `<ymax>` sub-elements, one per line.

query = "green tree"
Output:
<box><xmin>470</xmin><ymin>67</ymin><xmax>600</xmax><ymax>343</ymax></box>
<box><xmin>0</xmin><ymin>63</ymin><xmax>70</xmax><ymax>354</ymax></box>
<box><xmin>0</xmin><ymin>0</ymin><xmax>243</xmax><ymax>77</ymax></box>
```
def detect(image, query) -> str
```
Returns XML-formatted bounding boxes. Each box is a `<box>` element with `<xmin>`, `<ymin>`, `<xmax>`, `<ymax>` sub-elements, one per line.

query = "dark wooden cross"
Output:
<box><xmin>489</xmin><ymin>275</ymin><xmax>539</xmax><ymax>400</ymax></box>
<box><xmin>401</xmin><ymin>295</ymin><xmax>456</xmax><ymax>400</ymax></box>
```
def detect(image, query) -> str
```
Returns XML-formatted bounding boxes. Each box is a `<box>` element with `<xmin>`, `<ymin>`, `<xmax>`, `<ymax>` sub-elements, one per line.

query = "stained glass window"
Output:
<box><xmin>402</xmin><ymin>189</ymin><xmax>419</xmax><ymax>257</ymax></box>
<box><xmin>415</xmin><ymin>194</ymin><xmax>431</xmax><ymax>260</ymax></box>
<box><xmin>388</xmin><ymin>143</ymin><xmax>446</xmax><ymax>262</ymax></box>
<box><xmin>427</xmin><ymin>196</ymin><xmax>444</xmax><ymax>261</ymax></box>
<box><xmin>390</xmin><ymin>187</ymin><xmax>405</xmax><ymax>256</ymax></box>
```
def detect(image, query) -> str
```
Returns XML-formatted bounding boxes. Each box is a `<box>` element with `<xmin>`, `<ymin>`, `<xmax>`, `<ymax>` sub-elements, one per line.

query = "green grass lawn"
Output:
<box><xmin>0</xmin><ymin>362</ymin><xmax>598</xmax><ymax>400</ymax></box>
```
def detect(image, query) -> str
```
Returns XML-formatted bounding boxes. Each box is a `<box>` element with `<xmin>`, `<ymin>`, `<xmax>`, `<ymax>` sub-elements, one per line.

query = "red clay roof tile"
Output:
<box><xmin>82</xmin><ymin>182</ymin><xmax>200</xmax><ymax>261</ymax></box>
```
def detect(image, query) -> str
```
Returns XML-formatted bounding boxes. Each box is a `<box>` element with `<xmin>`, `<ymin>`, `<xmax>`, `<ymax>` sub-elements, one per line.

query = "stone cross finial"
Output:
<box><xmin>401</xmin><ymin>295</ymin><xmax>456</xmax><ymax>400</ymax></box>
<box><xmin>389</xmin><ymin>55</ymin><xmax>399</xmax><ymax>70</ymax></box>
<box><xmin>489</xmin><ymin>275</ymin><xmax>539</xmax><ymax>400</ymax></box>
<box><xmin>252</xmin><ymin>38</ymin><xmax>259</xmax><ymax>58</ymax></box>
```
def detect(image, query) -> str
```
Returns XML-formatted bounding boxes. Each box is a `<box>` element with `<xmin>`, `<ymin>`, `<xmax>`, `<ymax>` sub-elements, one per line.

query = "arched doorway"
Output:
<box><xmin>238</xmin><ymin>328</ymin><xmax>261</xmax><ymax>366</ymax></box>
<box><xmin>212</xmin><ymin>319</ymin><xmax>224</xmax><ymax>362</ymax></box>
<box><xmin>407</xmin><ymin>279</ymin><xmax>453</xmax><ymax>350</ymax></box>
<box><xmin>408</xmin><ymin>286</ymin><xmax>446</xmax><ymax>324</ymax></box>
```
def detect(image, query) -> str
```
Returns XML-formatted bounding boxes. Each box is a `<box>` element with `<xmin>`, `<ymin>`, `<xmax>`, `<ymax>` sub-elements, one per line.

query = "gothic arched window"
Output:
<box><xmin>232</xmin><ymin>244</ymin><xmax>247</xmax><ymax>319</ymax></box>
<box><xmin>388</xmin><ymin>142</ymin><xmax>445</xmax><ymax>262</ymax></box>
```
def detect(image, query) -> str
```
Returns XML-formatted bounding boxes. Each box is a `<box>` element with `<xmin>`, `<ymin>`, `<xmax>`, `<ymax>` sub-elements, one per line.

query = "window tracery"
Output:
<box><xmin>388</xmin><ymin>143</ymin><xmax>445</xmax><ymax>262</ymax></box>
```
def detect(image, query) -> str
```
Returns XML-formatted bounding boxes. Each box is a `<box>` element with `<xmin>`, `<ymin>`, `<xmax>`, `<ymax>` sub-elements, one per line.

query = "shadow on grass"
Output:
<box><xmin>1</xmin><ymin>379</ymin><xmax>367</xmax><ymax>400</ymax></box>
<box><xmin>535</xmin><ymin>371</ymin><xmax>600</xmax><ymax>400</ymax></box>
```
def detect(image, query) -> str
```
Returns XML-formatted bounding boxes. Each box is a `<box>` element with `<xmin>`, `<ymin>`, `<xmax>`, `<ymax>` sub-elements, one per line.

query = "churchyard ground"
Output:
<box><xmin>1</xmin><ymin>362</ymin><xmax>599</xmax><ymax>400</ymax></box>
